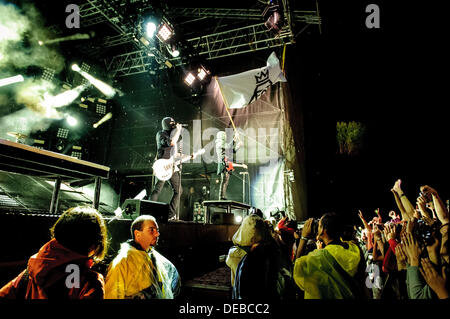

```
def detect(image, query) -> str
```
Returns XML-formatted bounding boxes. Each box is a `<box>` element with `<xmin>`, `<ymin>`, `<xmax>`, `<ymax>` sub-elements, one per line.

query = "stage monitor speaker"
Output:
<box><xmin>210</xmin><ymin>211</ymin><xmax>236</xmax><ymax>225</ymax></box>
<box><xmin>121</xmin><ymin>199</ymin><xmax>169</xmax><ymax>223</ymax></box>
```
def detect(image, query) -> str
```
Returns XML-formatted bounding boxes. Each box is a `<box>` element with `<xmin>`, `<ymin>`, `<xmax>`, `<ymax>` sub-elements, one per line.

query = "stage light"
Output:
<box><xmin>71</xmin><ymin>64</ymin><xmax>81</xmax><ymax>72</ymax></box>
<box><xmin>96</xmin><ymin>104</ymin><xmax>106</xmax><ymax>115</ymax></box>
<box><xmin>170</xmin><ymin>48</ymin><xmax>180</xmax><ymax>58</ymax></box>
<box><xmin>167</xmin><ymin>44</ymin><xmax>179</xmax><ymax>57</ymax></box>
<box><xmin>235</xmin><ymin>215</ymin><xmax>243</xmax><ymax>223</ymax></box>
<box><xmin>42</xmin><ymin>68</ymin><xmax>55</xmax><ymax>82</ymax></box>
<box><xmin>157</xmin><ymin>23</ymin><xmax>173</xmax><ymax>42</ymax></box>
<box><xmin>56</xmin><ymin>128</ymin><xmax>69</xmax><ymax>139</ymax></box>
<box><xmin>184</xmin><ymin>72</ymin><xmax>196</xmax><ymax>86</ymax></box>
<box><xmin>135</xmin><ymin>189</ymin><xmax>147</xmax><ymax>200</ymax></box>
<box><xmin>146</xmin><ymin>22</ymin><xmax>157</xmax><ymax>38</ymax></box>
<box><xmin>0</xmin><ymin>75</ymin><xmax>24</xmax><ymax>88</ymax></box>
<box><xmin>38</xmin><ymin>40</ymin><xmax>44</xmax><ymax>46</ymax></box>
<box><xmin>66</xmin><ymin>115</ymin><xmax>78</xmax><ymax>127</ymax></box>
<box><xmin>93</xmin><ymin>112</ymin><xmax>113</xmax><ymax>129</ymax></box>
<box><xmin>197</xmin><ymin>66</ymin><xmax>210</xmax><ymax>81</ymax></box>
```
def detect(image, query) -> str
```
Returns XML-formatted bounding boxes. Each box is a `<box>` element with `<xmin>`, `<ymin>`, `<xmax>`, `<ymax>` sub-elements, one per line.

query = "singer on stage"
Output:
<box><xmin>148</xmin><ymin>117</ymin><xmax>183</xmax><ymax>220</ymax></box>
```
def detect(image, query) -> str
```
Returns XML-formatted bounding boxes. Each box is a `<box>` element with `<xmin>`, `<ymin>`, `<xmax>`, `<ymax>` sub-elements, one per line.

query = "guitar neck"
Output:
<box><xmin>174</xmin><ymin>150</ymin><xmax>204</xmax><ymax>166</ymax></box>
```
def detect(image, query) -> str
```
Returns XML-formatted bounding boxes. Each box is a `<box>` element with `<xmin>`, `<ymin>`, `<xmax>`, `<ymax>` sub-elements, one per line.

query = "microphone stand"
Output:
<box><xmin>239</xmin><ymin>171</ymin><xmax>249</xmax><ymax>204</ymax></box>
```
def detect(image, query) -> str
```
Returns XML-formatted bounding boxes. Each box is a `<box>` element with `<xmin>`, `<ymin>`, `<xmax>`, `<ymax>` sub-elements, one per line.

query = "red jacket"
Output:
<box><xmin>0</xmin><ymin>239</ymin><xmax>104</xmax><ymax>299</ymax></box>
<box><xmin>382</xmin><ymin>239</ymin><xmax>399</xmax><ymax>273</ymax></box>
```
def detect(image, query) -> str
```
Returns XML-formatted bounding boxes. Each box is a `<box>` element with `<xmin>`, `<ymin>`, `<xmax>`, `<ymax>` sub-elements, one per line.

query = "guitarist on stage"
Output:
<box><xmin>215</xmin><ymin>130</ymin><xmax>245</xmax><ymax>200</ymax></box>
<box><xmin>149</xmin><ymin>117</ymin><xmax>183</xmax><ymax>220</ymax></box>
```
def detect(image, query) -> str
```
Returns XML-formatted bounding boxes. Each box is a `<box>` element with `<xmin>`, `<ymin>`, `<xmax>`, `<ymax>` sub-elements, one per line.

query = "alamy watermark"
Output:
<box><xmin>179</xmin><ymin>121</ymin><xmax>281</xmax><ymax>169</ymax></box>
<box><xmin>365</xmin><ymin>4</ymin><xmax>380</xmax><ymax>29</ymax></box>
<box><xmin>65</xmin><ymin>4</ymin><xmax>80</xmax><ymax>29</ymax></box>
<box><xmin>65</xmin><ymin>264</ymin><xmax>80</xmax><ymax>289</ymax></box>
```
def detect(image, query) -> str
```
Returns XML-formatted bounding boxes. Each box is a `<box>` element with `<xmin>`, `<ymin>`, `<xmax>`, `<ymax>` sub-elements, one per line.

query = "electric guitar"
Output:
<box><xmin>153</xmin><ymin>148</ymin><xmax>205</xmax><ymax>181</ymax></box>
<box><xmin>224</xmin><ymin>157</ymin><xmax>248</xmax><ymax>172</ymax></box>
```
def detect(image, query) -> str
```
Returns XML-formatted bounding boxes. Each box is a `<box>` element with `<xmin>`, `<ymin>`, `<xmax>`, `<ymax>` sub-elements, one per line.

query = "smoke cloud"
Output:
<box><xmin>0</xmin><ymin>1</ymin><xmax>65</xmax><ymax>72</ymax></box>
<box><xmin>0</xmin><ymin>1</ymin><xmax>68</xmax><ymax>139</ymax></box>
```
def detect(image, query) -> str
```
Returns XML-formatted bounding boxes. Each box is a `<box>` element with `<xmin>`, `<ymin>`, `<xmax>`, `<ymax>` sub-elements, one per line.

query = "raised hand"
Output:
<box><xmin>416</xmin><ymin>194</ymin><xmax>433</xmax><ymax>220</ymax></box>
<box><xmin>383</xmin><ymin>223</ymin><xmax>396</xmax><ymax>241</ymax></box>
<box><xmin>420</xmin><ymin>185</ymin><xmax>438</xmax><ymax>198</ymax></box>
<box><xmin>393</xmin><ymin>179</ymin><xmax>403</xmax><ymax>194</ymax></box>
<box><xmin>373</xmin><ymin>224</ymin><xmax>382</xmax><ymax>242</ymax></box>
<box><xmin>419</xmin><ymin>258</ymin><xmax>449</xmax><ymax>299</ymax></box>
<box><xmin>301</xmin><ymin>218</ymin><xmax>314</xmax><ymax>239</ymax></box>
<box><xmin>316</xmin><ymin>239</ymin><xmax>324</xmax><ymax>249</ymax></box>
<box><xmin>401</xmin><ymin>232</ymin><xmax>421</xmax><ymax>266</ymax></box>
<box><xmin>395</xmin><ymin>244</ymin><xmax>408</xmax><ymax>270</ymax></box>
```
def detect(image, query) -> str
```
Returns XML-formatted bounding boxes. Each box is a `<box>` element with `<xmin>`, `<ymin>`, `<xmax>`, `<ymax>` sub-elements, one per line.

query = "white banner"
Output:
<box><xmin>216</xmin><ymin>52</ymin><xmax>287</xmax><ymax>109</ymax></box>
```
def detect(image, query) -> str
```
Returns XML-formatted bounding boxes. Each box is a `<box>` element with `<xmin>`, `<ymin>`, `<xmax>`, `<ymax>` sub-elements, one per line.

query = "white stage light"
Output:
<box><xmin>146</xmin><ymin>22</ymin><xmax>157</xmax><ymax>38</ymax></box>
<box><xmin>66</xmin><ymin>115</ymin><xmax>78</xmax><ymax>127</ymax></box>
<box><xmin>235</xmin><ymin>215</ymin><xmax>243</xmax><ymax>223</ymax></box>
<box><xmin>157</xmin><ymin>24</ymin><xmax>173</xmax><ymax>41</ymax></box>
<box><xmin>170</xmin><ymin>48</ymin><xmax>180</xmax><ymax>57</ymax></box>
<box><xmin>197</xmin><ymin>67</ymin><xmax>210</xmax><ymax>81</ymax></box>
<box><xmin>71</xmin><ymin>64</ymin><xmax>81</xmax><ymax>72</ymax></box>
<box><xmin>184</xmin><ymin>73</ymin><xmax>196</xmax><ymax>86</ymax></box>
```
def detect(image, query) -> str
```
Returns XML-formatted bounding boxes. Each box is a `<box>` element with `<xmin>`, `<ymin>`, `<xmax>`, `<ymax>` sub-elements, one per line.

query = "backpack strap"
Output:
<box><xmin>323</xmin><ymin>249</ymin><xmax>365</xmax><ymax>299</ymax></box>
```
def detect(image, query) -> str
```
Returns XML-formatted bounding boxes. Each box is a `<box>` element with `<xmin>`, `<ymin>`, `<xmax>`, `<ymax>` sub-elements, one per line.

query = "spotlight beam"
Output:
<box><xmin>0</xmin><ymin>75</ymin><xmax>24</xmax><ymax>88</ymax></box>
<box><xmin>72</xmin><ymin>65</ymin><xmax>116</xmax><ymax>99</ymax></box>
<box><xmin>38</xmin><ymin>32</ymin><xmax>94</xmax><ymax>46</ymax></box>
<box><xmin>40</xmin><ymin>84</ymin><xmax>88</xmax><ymax>108</ymax></box>
<box><xmin>93</xmin><ymin>112</ymin><xmax>113</xmax><ymax>128</ymax></box>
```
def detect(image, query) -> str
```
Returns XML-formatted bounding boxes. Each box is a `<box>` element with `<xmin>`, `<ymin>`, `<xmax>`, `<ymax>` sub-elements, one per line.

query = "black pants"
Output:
<box><xmin>150</xmin><ymin>171</ymin><xmax>181</xmax><ymax>219</ymax></box>
<box><xmin>219</xmin><ymin>171</ymin><xmax>231</xmax><ymax>200</ymax></box>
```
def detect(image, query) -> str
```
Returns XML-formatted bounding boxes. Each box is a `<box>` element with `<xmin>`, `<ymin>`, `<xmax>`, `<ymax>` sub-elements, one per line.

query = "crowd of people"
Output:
<box><xmin>0</xmin><ymin>179</ymin><xmax>448</xmax><ymax>300</ymax></box>
<box><xmin>225</xmin><ymin>179</ymin><xmax>449</xmax><ymax>300</ymax></box>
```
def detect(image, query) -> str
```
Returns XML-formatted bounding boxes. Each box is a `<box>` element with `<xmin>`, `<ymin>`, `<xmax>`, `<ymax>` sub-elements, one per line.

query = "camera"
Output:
<box><xmin>297</xmin><ymin>218</ymin><xmax>320</xmax><ymax>238</ymax></box>
<box><xmin>414</xmin><ymin>219</ymin><xmax>439</xmax><ymax>247</ymax></box>
<box><xmin>270</xmin><ymin>209</ymin><xmax>285</xmax><ymax>220</ymax></box>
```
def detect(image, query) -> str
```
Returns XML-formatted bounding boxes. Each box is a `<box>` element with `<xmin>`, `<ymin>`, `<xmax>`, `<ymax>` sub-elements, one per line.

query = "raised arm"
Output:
<box><xmin>392</xmin><ymin>179</ymin><xmax>415</xmax><ymax>221</ymax></box>
<box><xmin>358</xmin><ymin>210</ymin><xmax>372</xmax><ymax>231</ymax></box>
<box><xmin>416</xmin><ymin>194</ymin><xmax>433</xmax><ymax>221</ymax></box>
<box><xmin>420</xmin><ymin>185</ymin><xmax>449</xmax><ymax>224</ymax></box>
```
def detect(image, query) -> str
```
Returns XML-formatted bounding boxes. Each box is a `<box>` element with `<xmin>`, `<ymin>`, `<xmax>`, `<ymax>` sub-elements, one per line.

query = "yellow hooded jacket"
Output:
<box><xmin>293</xmin><ymin>241</ymin><xmax>361</xmax><ymax>299</ymax></box>
<box><xmin>104</xmin><ymin>241</ymin><xmax>180</xmax><ymax>299</ymax></box>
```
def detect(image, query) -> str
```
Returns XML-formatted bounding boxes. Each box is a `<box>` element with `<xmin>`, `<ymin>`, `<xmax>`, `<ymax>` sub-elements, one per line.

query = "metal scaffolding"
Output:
<box><xmin>76</xmin><ymin>2</ymin><xmax>321</xmax><ymax>77</ymax></box>
<box><xmin>170</xmin><ymin>7</ymin><xmax>321</xmax><ymax>24</ymax></box>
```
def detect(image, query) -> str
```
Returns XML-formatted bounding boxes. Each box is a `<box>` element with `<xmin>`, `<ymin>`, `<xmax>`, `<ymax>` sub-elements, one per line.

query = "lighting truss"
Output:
<box><xmin>187</xmin><ymin>22</ymin><xmax>292</xmax><ymax>60</ymax></box>
<box><xmin>170</xmin><ymin>7</ymin><xmax>321</xmax><ymax>25</ymax></box>
<box><xmin>104</xmin><ymin>50</ymin><xmax>159</xmax><ymax>77</ymax></box>
<box><xmin>79</xmin><ymin>0</ymin><xmax>106</xmax><ymax>27</ymax></box>
<box><xmin>104</xmin><ymin>22</ymin><xmax>293</xmax><ymax>76</ymax></box>
<box><xmin>77</xmin><ymin>2</ymin><xmax>321</xmax><ymax>77</ymax></box>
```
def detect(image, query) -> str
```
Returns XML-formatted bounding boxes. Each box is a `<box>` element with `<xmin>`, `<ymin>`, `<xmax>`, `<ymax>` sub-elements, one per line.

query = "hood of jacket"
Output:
<box><xmin>27</xmin><ymin>238</ymin><xmax>91</xmax><ymax>288</ymax></box>
<box><xmin>324</xmin><ymin>241</ymin><xmax>361</xmax><ymax>277</ymax></box>
<box><xmin>161</xmin><ymin>117</ymin><xmax>174</xmax><ymax>131</ymax></box>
